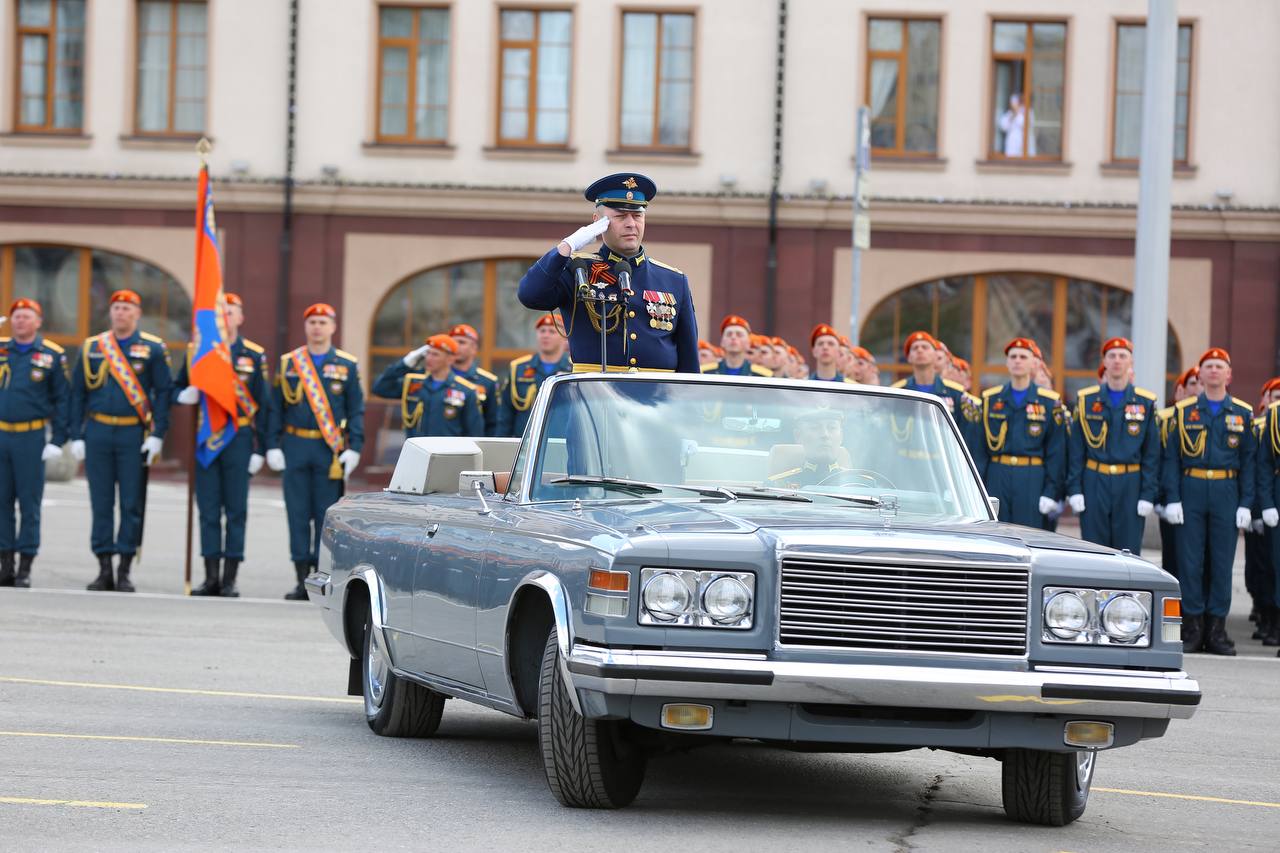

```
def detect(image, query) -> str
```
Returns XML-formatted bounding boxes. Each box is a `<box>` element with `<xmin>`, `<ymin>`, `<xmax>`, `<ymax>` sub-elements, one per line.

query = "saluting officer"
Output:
<box><xmin>977</xmin><ymin>338</ymin><xmax>1066</xmax><ymax>527</ymax></box>
<box><xmin>1162</xmin><ymin>348</ymin><xmax>1255</xmax><ymax>655</ymax></box>
<box><xmin>172</xmin><ymin>293</ymin><xmax>270</xmax><ymax>597</ymax></box>
<box><xmin>1065</xmin><ymin>338</ymin><xmax>1160</xmax><ymax>554</ymax></box>
<box><xmin>495</xmin><ymin>314</ymin><xmax>572</xmax><ymax>438</ymax></box>
<box><xmin>518</xmin><ymin>173</ymin><xmax>700</xmax><ymax>373</ymax></box>
<box><xmin>69</xmin><ymin>289</ymin><xmax>173</xmax><ymax>593</ymax></box>
<box><xmin>373</xmin><ymin>334</ymin><xmax>482</xmax><ymax>438</ymax></box>
<box><xmin>265</xmin><ymin>303</ymin><xmax>363</xmax><ymax>601</ymax></box>
<box><xmin>702</xmin><ymin>315</ymin><xmax>773</xmax><ymax>377</ymax></box>
<box><xmin>810</xmin><ymin>325</ymin><xmax>855</xmax><ymax>382</ymax></box>
<box><xmin>446</xmin><ymin>324</ymin><xmax>499</xmax><ymax>437</ymax></box>
<box><xmin>0</xmin><ymin>299</ymin><xmax>69</xmax><ymax>588</ymax></box>
<box><xmin>890</xmin><ymin>330</ymin><xmax>983</xmax><ymax>459</ymax></box>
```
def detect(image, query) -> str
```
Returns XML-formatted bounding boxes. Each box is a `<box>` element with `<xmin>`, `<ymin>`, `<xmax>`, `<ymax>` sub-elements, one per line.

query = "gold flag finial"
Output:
<box><xmin>196</xmin><ymin>137</ymin><xmax>212</xmax><ymax>164</ymax></box>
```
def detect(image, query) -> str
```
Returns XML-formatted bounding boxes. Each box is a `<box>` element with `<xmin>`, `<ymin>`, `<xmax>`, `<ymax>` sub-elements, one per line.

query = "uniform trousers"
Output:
<box><xmin>196</xmin><ymin>427</ymin><xmax>253</xmax><ymax>560</ymax></box>
<box><xmin>1176</xmin><ymin>476</ymin><xmax>1239</xmax><ymax>618</ymax></box>
<box><xmin>85</xmin><ymin>420</ymin><xmax>146</xmax><ymax>556</ymax></box>
<box><xmin>985</xmin><ymin>461</ymin><xmax>1045</xmax><ymax>527</ymax></box>
<box><xmin>1080</xmin><ymin>468</ymin><xmax>1144</xmax><ymax>554</ymax></box>
<box><xmin>0</xmin><ymin>430</ymin><xmax>46</xmax><ymax>554</ymax></box>
<box><xmin>282</xmin><ymin>434</ymin><xmax>342</xmax><ymax>564</ymax></box>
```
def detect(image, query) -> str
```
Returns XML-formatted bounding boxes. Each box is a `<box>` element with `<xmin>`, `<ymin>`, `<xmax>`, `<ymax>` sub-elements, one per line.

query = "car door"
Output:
<box><xmin>353</xmin><ymin>500</ymin><xmax>424</xmax><ymax>671</ymax></box>
<box><xmin>410</xmin><ymin>497</ymin><xmax>489</xmax><ymax>688</ymax></box>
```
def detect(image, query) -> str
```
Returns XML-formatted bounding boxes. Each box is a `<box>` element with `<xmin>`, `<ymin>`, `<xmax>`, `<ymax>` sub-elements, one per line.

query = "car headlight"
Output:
<box><xmin>1041</xmin><ymin>587</ymin><xmax>1152</xmax><ymax>647</ymax></box>
<box><xmin>639</xmin><ymin>569</ymin><xmax>755</xmax><ymax>628</ymax></box>
<box><xmin>702</xmin><ymin>576</ymin><xmax>751</xmax><ymax>623</ymax></box>
<box><xmin>1044</xmin><ymin>591</ymin><xmax>1090</xmax><ymax>641</ymax></box>
<box><xmin>1100</xmin><ymin>594</ymin><xmax>1149</xmax><ymax>642</ymax></box>
<box><xmin>641</xmin><ymin>572</ymin><xmax>692</xmax><ymax>622</ymax></box>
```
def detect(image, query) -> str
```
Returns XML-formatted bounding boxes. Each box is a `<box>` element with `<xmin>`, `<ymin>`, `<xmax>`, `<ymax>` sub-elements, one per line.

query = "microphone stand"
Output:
<box><xmin>572</xmin><ymin>259</ymin><xmax>619</xmax><ymax>373</ymax></box>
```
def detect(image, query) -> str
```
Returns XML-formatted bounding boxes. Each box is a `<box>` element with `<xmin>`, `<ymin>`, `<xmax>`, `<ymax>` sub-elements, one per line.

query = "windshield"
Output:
<box><xmin>509</xmin><ymin>377</ymin><xmax>990</xmax><ymax>523</ymax></box>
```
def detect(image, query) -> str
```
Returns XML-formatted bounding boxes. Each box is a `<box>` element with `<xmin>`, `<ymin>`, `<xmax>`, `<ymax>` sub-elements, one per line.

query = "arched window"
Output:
<box><xmin>1</xmin><ymin>244</ymin><xmax>190</xmax><ymax>359</ymax></box>
<box><xmin>369</xmin><ymin>257</ymin><xmax>541</xmax><ymax>378</ymax></box>
<box><xmin>862</xmin><ymin>273</ymin><xmax>1182</xmax><ymax>400</ymax></box>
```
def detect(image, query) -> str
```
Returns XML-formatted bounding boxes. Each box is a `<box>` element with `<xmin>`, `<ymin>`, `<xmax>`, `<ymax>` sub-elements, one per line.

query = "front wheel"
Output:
<box><xmin>1001</xmin><ymin>748</ymin><xmax>1094</xmax><ymax>826</ymax></box>
<box><xmin>362</xmin><ymin>612</ymin><xmax>445</xmax><ymax>737</ymax></box>
<box><xmin>537</xmin><ymin>629</ymin><xmax>646</xmax><ymax>808</ymax></box>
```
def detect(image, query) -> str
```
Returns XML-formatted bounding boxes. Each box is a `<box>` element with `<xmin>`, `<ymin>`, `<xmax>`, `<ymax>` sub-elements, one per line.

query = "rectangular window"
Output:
<box><xmin>1112</xmin><ymin>22</ymin><xmax>1193</xmax><ymax>163</ymax></box>
<box><xmin>376</xmin><ymin>5</ymin><xmax>450</xmax><ymax>142</ymax></box>
<box><xmin>497</xmin><ymin>8</ymin><xmax>572</xmax><ymax>146</ymax></box>
<box><xmin>135</xmin><ymin>0</ymin><xmax>207</xmax><ymax>135</ymax></box>
<box><xmin>15</xmin><ymin>0</ymin><xmax>86</xmax><ymax>132</ymax></box>
<box><xmin>866</xmin><ymin>17</ymin><xmax>940</xmax><ymax>157</ymax></box>
<box><xmin>990</xmin><ymin>20</ymin><xmax>1067</xmax><ymax>159</ymax></box>
<box><xmin>619</xmin><ymin>11</ymin><xmax>694</xmax><ymax>149</ymax></box>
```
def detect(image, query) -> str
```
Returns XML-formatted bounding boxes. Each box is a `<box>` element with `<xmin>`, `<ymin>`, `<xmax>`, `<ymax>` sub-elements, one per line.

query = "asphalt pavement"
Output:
<box><xmin>1</xmin><ymin>478</ymin><xmax>1278</xmax><ymax>850</ymax></box>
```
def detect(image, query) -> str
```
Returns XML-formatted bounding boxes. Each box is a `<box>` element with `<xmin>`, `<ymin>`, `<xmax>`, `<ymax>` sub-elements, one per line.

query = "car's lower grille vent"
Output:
<box><xmin>778</xmin><ymin>557</ymin><xmax>1029</xmax><ymax>655</ymax></box>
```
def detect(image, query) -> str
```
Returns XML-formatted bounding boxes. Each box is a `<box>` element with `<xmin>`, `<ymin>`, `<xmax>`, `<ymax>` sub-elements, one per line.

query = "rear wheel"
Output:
<box><xmin>362</xmin><ymin>612</ymin><xmax>445</xmax><ymax>737</ymax></box>
<box><xmin>537</xmin><ymin>629</ymin><xmax>646</xmax><ymax>808</ymax></box>
<box><xmin>1001</xmin><ymin>748</ymin><xmax>1094</xmax><ymax>826</ymax></box>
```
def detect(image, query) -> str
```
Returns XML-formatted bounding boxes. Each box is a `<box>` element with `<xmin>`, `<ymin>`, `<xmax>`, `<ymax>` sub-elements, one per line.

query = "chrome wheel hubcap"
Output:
<box><xmin>366</xmin><ymin>627</ymin><xmax>388</xmax><ymax>708</ymax></box>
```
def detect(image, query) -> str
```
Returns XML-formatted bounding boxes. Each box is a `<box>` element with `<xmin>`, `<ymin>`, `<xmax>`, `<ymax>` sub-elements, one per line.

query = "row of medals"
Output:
<box><xmin>647</xmin><ymin>298</ymin><xmax>674</xmax><ymax>331</ymax></box>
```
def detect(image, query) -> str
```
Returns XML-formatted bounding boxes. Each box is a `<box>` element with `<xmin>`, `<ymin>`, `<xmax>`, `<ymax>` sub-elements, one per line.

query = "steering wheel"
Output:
<box><xmin>817</xmin><ymin>468</ymin><xmax>898</xmax><ymax>490</ymax></box>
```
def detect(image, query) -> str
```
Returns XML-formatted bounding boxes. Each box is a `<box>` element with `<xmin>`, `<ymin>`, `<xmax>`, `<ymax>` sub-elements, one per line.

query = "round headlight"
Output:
<box><xmin>642</xmin><ymin>572</ymin><xmax>691</xmax><ymax>621</ymax></box>
<box><xmin>702</xmin><ymin>576</ymin><xmax>751</xmax><ymax>623</ymax></box>
<box><xmin>1100</xmin><ymin>595</ymin><xmax>1148</xmax><ymax>641</ymax></box>
<box><xmin>1045</xmin><ymin>591</ymin><xmax>1089</xmax><ymax>639</ymax></box>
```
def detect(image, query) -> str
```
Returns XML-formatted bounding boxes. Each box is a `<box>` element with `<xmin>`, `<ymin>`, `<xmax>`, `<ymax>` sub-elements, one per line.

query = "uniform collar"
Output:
<box><xmin>111</xmin><ymin>329</ymin><xmax>139</xmax><ymax>345</ymax></box>
<box><xmin>603</xmin><ymin>246</ymin><xmax>647</xmax><ymax>268</ymax></box>
<box><xmin>1099</xmin><ymin>382</ymin><xmax>1132</xmax><ymax>407</ymax></box>
<box><xmin>307</xmin><ymin>346</ymin><xmax>334</xmax><ymax>361</ymax></box>
<box><xmin>801</xmin><ymin>461</ymin><xmax>842</xmax><ymax>473</ymax></box>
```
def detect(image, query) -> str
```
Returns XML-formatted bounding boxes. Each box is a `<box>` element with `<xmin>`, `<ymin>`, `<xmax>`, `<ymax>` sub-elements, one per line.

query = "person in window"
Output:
<box><xmin>999</xmin><ymin>92</ymin><xmax>1036</xmax><ymax>157</ymax></box>
<box><xmin>495</xmin><ymin>314</ymin><xmax>572</xmax><ymax>438</ymax></box>
<box><xmin>767</xmin><ymin>408</ymin><xmax>852</xmax><ymax>489</ymax></box>
<box><xmin>374</xmin><ymin>334</ymin><xmax>482</xmax><ymax>440</ymax></box>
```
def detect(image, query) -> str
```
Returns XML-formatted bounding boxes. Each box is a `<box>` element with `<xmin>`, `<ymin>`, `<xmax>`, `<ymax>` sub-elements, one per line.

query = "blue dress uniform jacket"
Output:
<box><xmin>1255</xmin><ymin>402</ymin><xmax>1280</xmax><ymax>611</ymax></box>
<box><xmin>268</xmin><ymin>347</ymin><xmax>364</xmax><ymax>565</ymax></box>
<box><xmin>1066</xmin><ymin>383</ymin><xmax>1161</xmax><ymax>553</ymax></box>
<box><xmin>0</xmin><ymin>335</ymin><xmax>69</xmax><ymax>556</ymax></box>
<box><xmin>518</xmin><ymin>246</ymin><xmax>700</xmax><ymax>374</ymax></box>
<box><xmin>977</xmin><ymin>383</ymin><xmax>1066</xmax><ymax>527</ymax></box>
<box><xmin>496</xmin><ymin>352</ymin><xmax>572</xmax><ymax>437</ymax></box>
<box><xmin>372</xmin><ymin>361</ymin><xmax>483</xmax><ymax>439</ymax></box>
<box><xmin>1162</xmin><ymin>393</ymin><xmax>1256</xmax><ymax>618</ymax></box>
<box><xmin>890</xmin><ymin>377</ymin><xmax>984</xmax><ymax>461</ymax></box>
<box><xmin>69</xmin><ymin>330</ymin><xmax>174</xmax><ymax>556</ymax></box>
<box><xmin>702</xmin><ymin>359</ymin><xmax>772</xmax><ymax>377</ymax></box>
<box><xmin>453</xmin><ymin>363</ymin><xmax>499</xmax><ymax>436</ymax></box>
<box><xmin>173</xmin><ymin>337</ymin><xmax>271</xmax><ymax>561</ymax></box>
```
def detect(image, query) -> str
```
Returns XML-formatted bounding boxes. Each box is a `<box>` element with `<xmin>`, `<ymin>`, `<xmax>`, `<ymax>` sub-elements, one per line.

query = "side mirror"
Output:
<box><xmin>987</xmin><ymin>496</ymin><xmax>1000</xmax><ymax>518</ymax></box>
<box><xmin>460</xmin><ymin>471</ymin><xmax>496</xmax><ymax>515</ymax></box>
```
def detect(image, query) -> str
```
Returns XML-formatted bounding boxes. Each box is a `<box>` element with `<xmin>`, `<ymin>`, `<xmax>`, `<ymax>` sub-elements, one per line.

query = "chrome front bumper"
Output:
<box><xmin>567</xmin><ymin>644</ymin><xmax>1201</xmax><ymax>721</ymax></box>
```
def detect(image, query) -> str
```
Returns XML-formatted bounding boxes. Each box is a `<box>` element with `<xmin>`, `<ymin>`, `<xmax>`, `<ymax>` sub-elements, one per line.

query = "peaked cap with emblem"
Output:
<box><xmin>585</xmin><ymin>173</ymin><xmax>657</xmax><ymax>211</ymax></box>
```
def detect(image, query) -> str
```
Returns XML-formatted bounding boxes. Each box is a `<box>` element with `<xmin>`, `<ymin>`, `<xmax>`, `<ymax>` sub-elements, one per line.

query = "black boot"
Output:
<box><xmin>115</xmin><ymin>554</ymin><xmax>136</xmax><ymax>593</ymax></box>
<box><xmin>219</xmin><ymin>560</ymin><xmax>240</xmax><ymax>598</ymax></box>
<box><xmin>15</xmin><ymin>554</ymin><xmax>33</xmax><ymax>588</ymax></box>
<box><xmin>0</xmin><ymin>551</ymin><xmax>14</xmax><ymax>587</ymax></box>
<box><xmin>283</xmin><ymin>561</ymin><xmax>309</xmax><ymax>600</ymax></box>
<box><xmin>87</xmin><ymin>555</ymin><xmax>115</xmax><ymax>591</ymax></box>
<box><xmin>1181</xmin><ymin>614</ymin><xmax>1203</xmax><ymax>653</ymax></box>
<box><xmin>1263</xmin><ymin>612</ymin><xmax>1280</xmax><ymax>647</ymax></box>
<box><xmin>192</xmin><ymin>557</ymin><xmax>221</xmax><ymax>596</ymax></box>
<box><xmin>1203</xmin><ymin>616</ymin><xmax>1237</xmax><ymax>656</ymax></box>
<box><xmin>1254</xmin><ymin>606</ymin><xmax>1275</xmax><ymax>641</ymax></box>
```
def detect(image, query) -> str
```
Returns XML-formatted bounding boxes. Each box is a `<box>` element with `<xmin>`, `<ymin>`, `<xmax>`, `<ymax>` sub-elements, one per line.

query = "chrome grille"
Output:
<box><xmin>778</xmin><ymin>556</ymin><xmax>1029</xmax><ymax>655</ymax></box>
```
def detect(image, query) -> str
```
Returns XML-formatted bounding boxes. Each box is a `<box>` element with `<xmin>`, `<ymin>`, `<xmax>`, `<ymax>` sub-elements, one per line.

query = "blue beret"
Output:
<box><xmin>584</xmin><ymin>173</ymin><xmax>657</xmax><ymax>211</ymax></box>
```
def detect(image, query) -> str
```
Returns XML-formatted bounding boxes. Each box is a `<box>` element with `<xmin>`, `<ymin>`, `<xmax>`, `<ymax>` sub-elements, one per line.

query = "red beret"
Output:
<box><xmin>426</xmin><ymin>334</ymin><xmax>458</xmax><ymax>355</ymax></box>
<box><xmin>1175</xmin><ymin>366</ymin><xmax>1199</xmax><ymax>388</ymax></box>
<box><xmin>903</xmin><ymin>330</ymin><xmax>938</xmax><ymax>359</ymax></box>
<box><xmin>771</xmin><ymin>336</ymin><xmax>786</xmax><ymax>348</ymax></box>
<box><xmin>838</xmin><ymin>335</ymin><xmax>852</xmax><ymax>348</ymax></box>
<box><xmin>810</xmin><ymin>323</ymin><xmax>839</xmax><ymax>349</ymax></box>
<box><xmin>698</xmin><ymin>339</ymin><xmax>714</xmax><ymax>351</ymax></box>
<box><xmin>720</xmin><ymin>314</ymin><xmax>751</xmax><ymax>335</ymax></box>
<box><xmin>1101</xmin><ymin>337</ymin><xmax>1133</xmax><ymax>356</ymax></box>
<box><xmin>852</xmin><ymin>345</ymin><xmax>873</xmax><ymax>361</ymax></box>
<box><xmin>712</xmin><ymin>345</ymin><xmax>724</xmax><ymax>357</ymax></box>
<box><xmin>224</xmin><ymin>292</ymin><xmax>243</xmax><ymax>307</ymax></box>
<box><xmin>1004</xmin><ymin>337</ymin><xmax>1037</xmax><ymax>356</ymax></box>
<box><xmin>1199</xmin><ymin>347</ymin><xmax>1230</xmax><ymax>367</ymax></box>
<box><xmin>304</xmin><ymin>302</ymin><xmax>336</xmax><ymax>319</ymax></box>
<box><xmin>1261</xmin><ymin>377</ymin><xmax>1280</xmax><ymax>396</ymax></box>
<box><xmin>954</xmin><ymin>357</ymin><xmax>970</xmax><ymax>372</ymax></box>
<box><xmin>534</xmin><ymin>313</ymin><xmax>560</xmax><ymax>331</ymax></box>
<box><xmin>749</xmin><ymin>333</ymin><xmax>767</xmax><ymax>347</ymax></box>
<box><xmin>787</xmin><ymin>345</ymin><xmax>800</xmax><ymax>357</ymax></box>
<box><xmin>449</xmin><ymin>323</ymin><xmax>480</xmax><ymax>341</ymax></box>
<box><xmin>111</xmin><ymin>289</ymin><xmax>142</xmax><ymax>306</ymax></box>
<box><xmin>9</xmin><ymin>298</ymin><xmax>41</xmax><ymax>317</ymax></box>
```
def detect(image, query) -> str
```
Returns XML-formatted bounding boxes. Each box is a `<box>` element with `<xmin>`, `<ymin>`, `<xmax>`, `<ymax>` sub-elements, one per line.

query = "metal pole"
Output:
<box><xmin>764</xmin><ymin>0</ymin><xmax>787</xmax><ymax>333</ymax></box>
<box><xmin>184</xmin><ymin>405</ymin><xmax>195</xmax><ymax>595</ymax></box>
<box><xmin>1132</xmin><ymin>0</ymin><xmax>1178</xmax><ymax>401</ymax></box>
<box><xmin>849</xmin><ymin>105</ymin><xmax>870</xmax><ymax>345</ymax></box>
<box><xmin>275</xmin><ymin>0</ymin><xmax>299</xmax><ymax>359</ymax></box>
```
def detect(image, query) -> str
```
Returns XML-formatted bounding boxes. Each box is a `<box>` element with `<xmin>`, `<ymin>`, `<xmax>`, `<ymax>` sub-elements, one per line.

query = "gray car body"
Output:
<box><xmin>307</xmin><ymin>373</ymin><xmax>1198</xmax><ymax>753</ymax></box>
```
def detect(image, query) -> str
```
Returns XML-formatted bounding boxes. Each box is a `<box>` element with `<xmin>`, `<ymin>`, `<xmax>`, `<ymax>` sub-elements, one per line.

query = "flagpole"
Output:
<box><xmin>185</xmin><ymin>138</ymin><xmax>212</xmax><ymax>596</ymax></box>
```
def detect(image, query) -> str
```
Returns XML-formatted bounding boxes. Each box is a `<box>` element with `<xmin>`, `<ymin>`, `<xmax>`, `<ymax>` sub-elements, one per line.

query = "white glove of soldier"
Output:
<box><xmin>1164</xmin><ymin>502</ymin><xmax>1184</xmax><ymax>525</ymax></box>
<box><xmin>176</xmin><ymin>385</ymin><xmax>200</xmax><ymax>405</ymax></box>
<box><xmin>1136</xmin><ymin>500</ymin><xmax>1153</xmax><ymax>518</ymax></box>
<box><xmin>70</xmin><ymin>440</ymin><xmax>86</xmax><ymax>461</ymax></box>
<box><xmin>141</xmin><ymin>436</ymin><xmax>163</xmax><ymax>466</ymax></box>
<box><xmin>41</xmin><ymin>443</ymin><xmax>62</xmax><ymax>462</ymax></box>
<box><xmin>1264</xmin><ymin>508</ymin><xmax>1280</xmax><ymax>528</ymax></box>
<box><xmin>1038</xmin><ymin>496</ymin><xmax>1056</xmax><ymax>516</ymax></box>
<box><xmin>339</xmin><ymin>449</ymin><xmax>360</xmax><ymax>479</ymax></box>
<box><xmin>1236</xmin><ymin>507</ymin><xmax>1253</xmax><ymax>531</ymax></box>
<box><xmin>403</xmin><ymin>344</ymin><xmax>430</xmax><ymax>368</ymax></box>
<box><xmin>247</xmin><ymin>453</ymin><xmax>265</xmax><ymax>475</ymax></box>
<box><xmin>1067</xmin><ymin>494</ymin><xmax>1085</xmax><ymax>514</ymax></box>
<box><xmin>557</xmin><ymin>216</ymin><xmax>611</xmax><ymax>255</ymax></box>
<box><xmin>266</xmin><ymin>448</ymin><xmax>286</xmax><ymax>471</ymax></box>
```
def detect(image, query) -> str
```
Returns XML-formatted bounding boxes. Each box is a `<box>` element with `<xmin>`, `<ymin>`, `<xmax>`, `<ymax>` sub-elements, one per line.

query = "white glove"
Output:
<box><xmin>1067</xmin><ymin>494</ymin><xmax>1085</xmax><ymax>514</ymax></box>
<box><xmin>1252</xmin><ymin>519</ymin><xmax>1265</xmax><ymax>534</ymax></box>
<box><xmin>403</xmin><ymin>344</ymin><xmax>430</xmax><ymax>368</ymax></box>
<box><xmin>1236</xmin><ymin>507</ymin><xmax>1252</xmax><ymax>531</ymax></box>
<box><xmin>558</xmin><ymin>217</ymin><xmax>611</xmax><ymax>254</ymax></box>
<box><xmin>1165</xmin><ymin>502</ymin><xmax>1184</xmax><ymax>525</ymax></box>
<box><xmin>339</xmin><ymin>449</ymin><xmax>360</xmax><ymax>479</ymax></box>
<box><xmin>70</xmin><ymin>440</ymin><xmax>85</xmax><ymax>461</ymax></box>
<box><xmin>1136</xmin><ymin>500</ymin><xmax>1153</xmax><ymax>518</ymax></box>
<box><xmin>248</xmin><ymin>453</ymin><xmax>264</xmax><ymax>475</ymax></box>
<box><xmin>41</xmin><ymin>443</ymin><xmax>62</xmax><ymax>462</ymax></box>
<box><xmin>266</xmin><ymin>448</ymin><xmax>286</xmax><ymax>471</ymax></box>
<box><xmin>141</xmin><ymin>436</ymin><xmax>163</xmax><ymax>466</ymax></box>
<box><xmin>176</xmin><ymin>385</ymin><xmax>200</xmax><ymax>405</ymax></box>
<box><xmin>1264</xmin><ymin>508</ymin><xmax>1279</xmax><ymax>528</ymax></box>
<box><xmin>1038</xmin><ymin>496</ymin><xmax>1056</xmax><ymax>516</ymax></box>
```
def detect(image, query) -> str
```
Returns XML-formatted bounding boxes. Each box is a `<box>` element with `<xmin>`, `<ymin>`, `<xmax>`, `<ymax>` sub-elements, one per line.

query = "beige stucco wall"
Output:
<box><xmin>0</xmin><ymin>223</ymin><xmax>195</xmax><ymax>295</ymax></box>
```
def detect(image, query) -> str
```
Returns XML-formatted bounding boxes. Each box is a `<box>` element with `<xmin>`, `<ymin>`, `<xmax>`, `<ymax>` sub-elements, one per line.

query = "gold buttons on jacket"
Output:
<box><xmin>629</xmin><ymin>357</ymin><xmax>637</xmax><ymax>365</ymax></box>
<box><xmin>629</xmin><ymin>333</ymin><xmax>637</xmax><ymax>340</ymax></box>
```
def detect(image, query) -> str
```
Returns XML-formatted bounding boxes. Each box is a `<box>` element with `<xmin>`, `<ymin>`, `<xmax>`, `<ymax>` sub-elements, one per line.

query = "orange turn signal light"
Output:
<box><xmin>1163</xmin><ymin>597</ymin><xmax>1182</xmax><ymax>619</ymax></box>
<box><xmin>588</xmin><ymin>569</ymin><xmax>630</xmax><ymax>593</ymax></box>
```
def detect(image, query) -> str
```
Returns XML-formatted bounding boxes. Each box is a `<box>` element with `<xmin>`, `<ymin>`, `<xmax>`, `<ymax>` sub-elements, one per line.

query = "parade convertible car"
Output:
<box><xmin>306</xmin><ymin>373</ymin><xmax>1199</xmax><ymax>826</ymax></box>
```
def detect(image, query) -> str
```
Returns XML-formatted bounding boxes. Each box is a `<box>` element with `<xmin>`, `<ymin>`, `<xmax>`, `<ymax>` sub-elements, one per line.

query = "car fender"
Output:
<box><xmin>509</xmin><ymin>570</ymin><xmax>581</xmax><ymax>714</ymax></box>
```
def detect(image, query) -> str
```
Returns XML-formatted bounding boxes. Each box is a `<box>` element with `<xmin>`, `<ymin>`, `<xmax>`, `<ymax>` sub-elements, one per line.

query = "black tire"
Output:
<box><xmin>537</xmin><ymin>629</ymin><xmax>646</xmax><ymax>808</ymax></box>
<box><xmin>1001</xmin><ymin>748</ymin><xmax>1095</xmax><ymax>826</ymax></box>
<box><xmin>362</xmin><ymin>613</ymin><xmax>445</xmax><ymax>738</ymax></box>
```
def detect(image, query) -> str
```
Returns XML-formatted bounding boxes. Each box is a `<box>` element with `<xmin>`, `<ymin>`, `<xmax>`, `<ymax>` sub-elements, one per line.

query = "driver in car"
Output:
<box><xmin>767</xmin><ymin>408</ymin><xmax>853</xmax><ymax>488</ymax></box>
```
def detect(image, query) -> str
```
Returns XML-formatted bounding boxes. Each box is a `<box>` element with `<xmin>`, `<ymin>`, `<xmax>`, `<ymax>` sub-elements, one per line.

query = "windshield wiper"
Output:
<box><xmin>807</xmin><ymin>492</ymin><xmax>883</xmax><ymax>508</ymax></box>
<box><xmin>548</xmin><ymin>476</ymin><xmax>734</xmax><ymax>500</ymax></box>
<box><xmin>742</xmin><ymin>486</ymin><xmax>881</xmax><ymax>507</ymax></box>
<box><xmin>723</xmin><ymin>487</ymin><xmax>813</xmax><ymax>503</ymax></box>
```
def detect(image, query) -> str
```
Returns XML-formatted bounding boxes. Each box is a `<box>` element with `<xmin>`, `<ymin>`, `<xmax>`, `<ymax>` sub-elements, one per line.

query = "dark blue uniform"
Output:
<box><xmin>809</xmin><ymin>371</ymin><xmax>855</xmax><ymax>383</ymax></box>
<box><xmin>891</xmin><ymin>376</ymin><xmax>984</xmax><ymax>463</ymax></box>
<box><xmin>69</xmin><ymin>331</ymin><xmax>172</xmax><ymax>557</ymax></box>
<box><xmin>0</xmin><ymin>335</ymin><xmax>69</xmax><ymax>559</ymax></box>
<box><xmin>496</xmin><ymin>352</ymin><xmax>572</xmax><ymax>437</ymax></box>
<box><xmin>518</xmin><ymin>247</ymin><xmax>699</xmax><ymax>374</ymax></box>
<box><xmin>267</xmin><ymin>347</ymin><xmax>363</xmax><ymax>565</ymax></box>
<box><xmin>977</xmin><ymin>383</ymin><xmax>1066</xmax><ymax>527</ymax></box>
<box><xmin>1162</xmin><ymin>393</ymin><xmax>1256</xmax><ymax>620</ymax></box>
<box><xmin>453</xmin><ymin>362</ymin><xmax>499</xmax><ymax>436</ymax></box>
<box><xmin>1156</xmin><ymin>406</ymin><xmax>1180</xmax><ymax>577</ymax></box>
<box><xmin>1067</xmin><ymin>383</ymin><xmax>1161</xmax><ymax>553</ymax></box>
<box><xmin>372</xmin><ymin>361</ymin><xmax>483</xmax><ymax>438</ymax></box>
<box><xmin>173</xmin><ymin>337</ymin><xmax>271</xmax><ymax>562</ymax></box>
<box><xmin>703</xmin><ymin>359</ymin><xmax>772</xmax><ymax>377</ymax></box>
<box><xmin>1254</xmin><ymin>403</ymin><xmax>1280</xmax><ymax>621</ymax></box>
